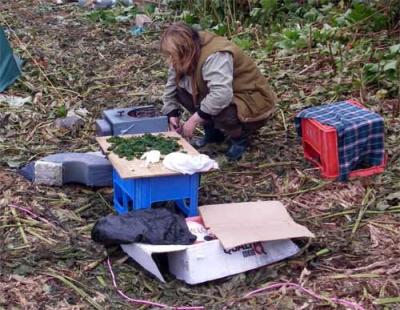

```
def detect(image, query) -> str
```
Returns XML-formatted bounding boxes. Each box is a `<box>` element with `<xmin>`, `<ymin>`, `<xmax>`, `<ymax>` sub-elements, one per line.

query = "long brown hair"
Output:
<box><xmin>160</xmin><ymin>22</ymin><xmax>201</xmax><ymax>98</ymax></box>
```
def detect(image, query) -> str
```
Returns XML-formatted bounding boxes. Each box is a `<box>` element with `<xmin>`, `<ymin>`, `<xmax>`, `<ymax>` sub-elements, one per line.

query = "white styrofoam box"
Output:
<box><xmin>168</xmin><ymin>239</ymin><xmax>299</xmax><ymax>285</ymax></box>
<box><xmin>121</xmin><ymin>209</ymin><xmax>307</xmax><ymax>285</ymax></box>
<box><xmin>121</xmin><ymin>238</ymin><xmax>299</xmax><ymax>285</ymax></box>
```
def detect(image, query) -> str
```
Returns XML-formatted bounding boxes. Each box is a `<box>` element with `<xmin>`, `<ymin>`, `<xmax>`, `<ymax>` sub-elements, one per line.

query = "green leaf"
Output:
<box><xmin>304</xmin><ymin>8</ymin><xmax>320</xmax><ymax>21</ymax></box>
<box><xmin>347</xmin><ymin>3</ymin><xmax>388</xmax><ymax>31</ymax></box>
<box><xmin>181</xmin><ymin>11</ymin><xmax>198</xmax><ymax>25</ymax></box>
<box><xmin>334</xmin><ymin>13</ymin><xmax>350</xmax><ymax>27</ymax></box>
<box><xmin>199</xmin><ymin>15</ymin><xmax>214</xmax><ymax>29</ymax></box>
<box><xmin>212</xmin><ymin>23</ymin><xmax>228</xmax><ymax>36</ymax></box>
<box><xmin>232</xmin><ymin>37</ymin><xmax>252</xmax><ymax>50</ymax></box>
<box><xmin>320</xmin><ymin>3</ymin><xmax>334</xmax><ymax>13</ymax></box>
<box><xmin>55</xmin><ymin>105</ymin><xmax>67</xmax><ymax>118</ymax></box>
<box><xmin>275</xmin><ymin>39</ymin><xmax>294</xmax><ymax>50</ymax></box>
<box><xmin>363</xmin><ymin>63</ymin><xmax>379</xmax><ymax>73</ymax></box>
<box><xmin>389</xmin><ymin>44</ymin><xmax>400</xmax><ymax>55</ymax></box>
<box><xmin>283</xmin><ymin>29</ymin><xmax>300</xmax><ymax>41</ymax></box>
<box><xmin>115</xmin><ymin>15</ymin><xmax>131</xmax><ymax>22</ymax></box>
<box><xmin>348</xmin><ymin>4</ymin><xmax>375</xmax><ymax>23</ymax></box>
<box><xmin>184</xmin><ymin>15</ymin><xmax>197</xmax><ymax>24</ymax></box>
<box><xmin>383</xmin><ymin>60</ymin><xmax>398</xmax><ymax>71</ymax></box>
<box><xmin>295</xmin><ymin>37</ymin><xmax>308</xmax><ymax>49</ymax></box>
<box><xmin>371</xmin><ymin>14</ymin><xmax>389</xmax><ymax>31</ymax></box>
<box><xmin>261</xmin><ymin>0</ymin><xmax>277</xmax><ymax>15</ymax></box>
<box><xmin>250</xmin><ymin>8</ymin><xmax>262</xmax><ymax>18</ymax></box>
<box><xmin>144</xmin><ymin>3</ymin><xmax>156</xmax><ymax>14</ymax></box>
<box><xmin>86</xmin><ymin>10</ymin><xmax>117</xmax><ymax>25</ymax></box>
<box><xmin>363</xmin><ymin>63</ymin><xmax>380</xmax><ymax>84</ymax></box>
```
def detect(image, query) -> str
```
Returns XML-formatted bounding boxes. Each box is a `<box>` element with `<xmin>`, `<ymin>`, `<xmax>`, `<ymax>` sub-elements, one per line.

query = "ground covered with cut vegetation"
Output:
<box><xmin>1</xmin><ymin>0</ymin><xmax>400</xmax><ymax>309</ymax></box>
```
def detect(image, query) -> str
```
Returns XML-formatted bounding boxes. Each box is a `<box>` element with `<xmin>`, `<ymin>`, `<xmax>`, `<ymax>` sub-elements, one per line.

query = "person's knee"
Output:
<box><xmin>218</xmin><ymin>104</ymin><xmax>239</xmax><ymax>120</ymax></box>
<box><xmin>242</xmin><ymin>119</ymin><xmax>267</xmax><ymax>135</ymax></box>
<box><xmin>213</xmin><ymin>104</ymin><xmax>241</xmax><ymax>134</ymax></box>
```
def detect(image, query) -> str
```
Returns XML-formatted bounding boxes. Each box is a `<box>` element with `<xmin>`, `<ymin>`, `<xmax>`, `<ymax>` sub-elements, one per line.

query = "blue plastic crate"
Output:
<box><xmin>112</xmin><ymin>170</ymin><xmax>200</xmax><ymax>216</ymax></box>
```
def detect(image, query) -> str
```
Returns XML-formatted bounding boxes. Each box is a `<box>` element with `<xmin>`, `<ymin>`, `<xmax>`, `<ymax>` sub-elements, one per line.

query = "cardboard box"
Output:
<box><xmin>122</xmin><ymin>233</ymin><xmax>299</xmax><ymax>284</ymax></box>
<box><xmin>168</xmin><ymin>238</ymin><xmax>299</xmax><ymax>284</ymax></box>
<box><xmin>121</xmin><ymin>201</ymin><xmax>314</xmax><ymax>285</ymax></box>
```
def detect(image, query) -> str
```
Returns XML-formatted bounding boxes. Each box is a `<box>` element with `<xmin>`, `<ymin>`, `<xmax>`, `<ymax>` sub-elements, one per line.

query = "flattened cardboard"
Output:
<box><xmin>199</xmin><ymin>201</ymin><xmax>314</xmax><ymax>249</ymax></box>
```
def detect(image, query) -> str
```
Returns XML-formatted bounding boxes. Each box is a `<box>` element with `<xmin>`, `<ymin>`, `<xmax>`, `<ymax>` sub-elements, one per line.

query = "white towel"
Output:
<box><xmin>163</xmin><ymin>152</ymin><xmax>219</xmax><ymax>174</ymax></box>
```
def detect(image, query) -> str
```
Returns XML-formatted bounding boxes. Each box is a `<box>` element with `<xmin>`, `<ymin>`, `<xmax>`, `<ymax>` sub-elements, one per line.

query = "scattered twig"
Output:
<box><xmin>256</xmin><ymin>182</ymin><xmax>329</xmax><ymax>198</ymax></box>
<box><xmin>106</xmin><ymin>257</ymin><xmax>204</xmax><ymax>310</ymax></box>
<box><xmin>297</xmin><ymin>57</ymin><xmax>332</xmax><ymax>75</ymax></box>
<box><xmin>135</xmin><ymin>59</ymin><xmax>162</xmax><ymax>75</ymax></box>
<box><xmin>374</xmin><ymin>296</ymin><xmax>400</xmax><ymax>305</ymax></box>
<box><xmin>327</xmin><ymin>273</ymin><xmax>380</xmax><ymax>279</ymax></box>
<box><xmin>257</xmin><ymin>161</ymin><xmax>297</xmax><ymax>169</ymax></box>
<box><xmin>305</xmin><ymin>248</ymin><xmax>331</xmax><ymax>262</ymax></box>
<box><xmin>25</xmin><ymin>228</ymin><xmax>56</xmax><ymax>245</ymax></box>
<box><xmin>10</xmin><ymin>207</ymin><xmax>28</xmax><ymax>244</ymax></box>
<box><xmin>44</xmin><ymin>271</ymin><xmax>103</xmax><ymax>310</ymax></box>
<box><xmin>225</xmin><ymin>282</ymin><xmax>366</xmax><ymax>310</ymax></box>
<box><xmin>351</xmin><ymin>188</ymin><xmax>374</xmax><ymax>237</ymax></box>
<box><xmin>9</xmin><ymin>204</ymin><xmax>55</xmax><ymax>228</ymax></box>
<box><xmin>97</xmin><ymin>192</ymin><xmax>115</xmax><ymax>212</ymax></box>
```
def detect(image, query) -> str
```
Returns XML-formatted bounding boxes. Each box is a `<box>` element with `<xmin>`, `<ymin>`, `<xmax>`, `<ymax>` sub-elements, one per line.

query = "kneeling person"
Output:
<box><xmin>161</xmin><ymin>22</ymin><xmax>277</xmax><ymax>160</ymax></box>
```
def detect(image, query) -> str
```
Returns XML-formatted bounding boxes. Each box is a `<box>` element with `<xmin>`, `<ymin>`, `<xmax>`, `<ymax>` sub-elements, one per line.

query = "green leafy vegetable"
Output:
<box><xmin>107</xmin><ymin>134</ymin><xmax>181</xmax><ymax>160</ymax></box>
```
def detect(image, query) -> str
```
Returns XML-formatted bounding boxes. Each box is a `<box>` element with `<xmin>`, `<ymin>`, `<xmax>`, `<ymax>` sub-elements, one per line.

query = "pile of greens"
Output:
<box><xmin>107</xmin><ymin>134</ymin><xmax>181</xmax><ymax>160</ymax></box>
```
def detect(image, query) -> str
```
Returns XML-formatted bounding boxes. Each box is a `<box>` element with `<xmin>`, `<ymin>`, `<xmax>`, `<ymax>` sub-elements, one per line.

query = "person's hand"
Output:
<box><xmin>182</xmin><ymin>113</ymin><xmax>204</xmax><ymax>139</ymax></box>
<box><xmin>168</xmin><ymin>116</ymin><xmax>181</xmax><ymax>132</ymax></box>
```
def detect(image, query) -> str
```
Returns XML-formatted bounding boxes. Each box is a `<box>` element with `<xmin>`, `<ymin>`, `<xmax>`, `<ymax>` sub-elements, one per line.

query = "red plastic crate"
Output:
<box><xmin>301</xmin><ymin>100</ymin><xmax>385</xmax><ymax>179</ymax></box>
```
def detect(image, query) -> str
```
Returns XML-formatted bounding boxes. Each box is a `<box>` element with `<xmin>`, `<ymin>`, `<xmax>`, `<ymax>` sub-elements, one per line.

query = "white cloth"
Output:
<box><xmin>140</xmin><ymin>150</ymin><xmax>161</xmax><ymax>167</ymax></box>
<box><xmin>163</xmin><ymin>152</ymin><xmax>219</xmax><ymax>175</ymax></box>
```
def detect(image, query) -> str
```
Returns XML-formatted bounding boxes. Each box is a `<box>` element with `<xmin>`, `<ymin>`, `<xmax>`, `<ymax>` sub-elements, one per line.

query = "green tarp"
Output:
<box><xmin>0</xmin><ymin>27</ymin><xmax>21</xmax><ymax>92</ymax></box>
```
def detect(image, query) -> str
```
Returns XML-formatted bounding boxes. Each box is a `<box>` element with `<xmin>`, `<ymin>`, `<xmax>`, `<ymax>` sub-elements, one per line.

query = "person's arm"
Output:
<box><xmin>161</xmin><ymin>66</ymin><xmax>181</xmax><ymax>117</ymax></box>
<box><xmin>181</xmin><ymin>53</ymin><xmax>233</xmax><ymax>138</ymax></box>
<box><xmin>197</xmin><ymin>52</ymin><xmax>234</xmax><ymax>120</ymax></box>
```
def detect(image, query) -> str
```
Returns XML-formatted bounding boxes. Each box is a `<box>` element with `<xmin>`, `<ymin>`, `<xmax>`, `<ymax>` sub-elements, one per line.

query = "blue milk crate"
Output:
<box><xmin>112</xmin><ymin>170</ymin><xmax>200</xmax><ymax>216</ymax></box>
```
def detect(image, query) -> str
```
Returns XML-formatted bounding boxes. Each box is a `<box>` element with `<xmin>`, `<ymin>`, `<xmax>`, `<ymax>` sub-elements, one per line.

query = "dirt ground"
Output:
<box><xmin>1</xmin><ymin>1</ymin><xmax>400</xmax><ymax>309</ymax></box>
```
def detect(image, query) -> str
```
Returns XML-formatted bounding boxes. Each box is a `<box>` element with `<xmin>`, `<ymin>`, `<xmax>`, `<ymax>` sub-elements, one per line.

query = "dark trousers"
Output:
<box><xmin>176</xmin><ymin>88</ymin><xmax>266</xmax><ymax>138</ymax></box>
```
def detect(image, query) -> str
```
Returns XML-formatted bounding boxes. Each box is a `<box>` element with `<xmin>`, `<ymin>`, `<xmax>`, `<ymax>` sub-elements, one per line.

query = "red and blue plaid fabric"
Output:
<box><xmin>295</xmin><ymin>101</ymin><xmax>385</xmax><ymax>181</ymax></box>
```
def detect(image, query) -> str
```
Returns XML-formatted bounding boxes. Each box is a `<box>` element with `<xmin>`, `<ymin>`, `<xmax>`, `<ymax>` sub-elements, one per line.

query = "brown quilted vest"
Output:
<box><xmin>194</xmin><ymin>32</ymin><xmax>277</xmax><ymax>122</ymax></box>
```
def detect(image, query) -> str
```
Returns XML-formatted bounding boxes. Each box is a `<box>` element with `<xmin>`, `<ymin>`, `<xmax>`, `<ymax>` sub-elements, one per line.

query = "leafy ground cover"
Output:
<box><xmin>0</xmin><ymin>1</ymin><xmax>399</xmax><ymax>309</ymax></box>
